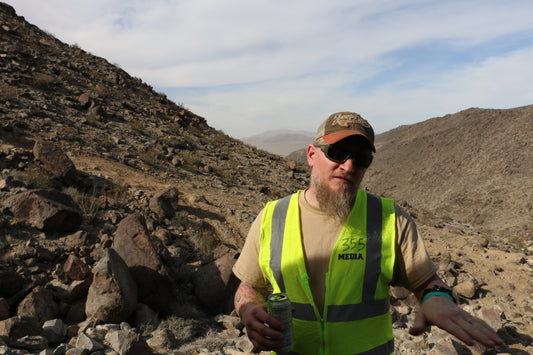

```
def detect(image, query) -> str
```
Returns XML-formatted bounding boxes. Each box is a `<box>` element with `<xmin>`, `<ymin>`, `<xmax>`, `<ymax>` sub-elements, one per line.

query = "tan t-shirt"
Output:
<box><xmin>232</xmin><ymin>190</ymin><xmax>437</xmax><ymax>315</ymax></box>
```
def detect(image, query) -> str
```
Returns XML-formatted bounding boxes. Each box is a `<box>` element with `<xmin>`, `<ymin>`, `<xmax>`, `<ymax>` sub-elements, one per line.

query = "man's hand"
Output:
<box><xmin>410</xmin><ymin>278</ymin><xmax>503</xmax><ymax>349</ymax></box>
<box><xmin>235</xmin><ymin>282</ymin><xmax>285</xmax><ymax>351</ymax></box>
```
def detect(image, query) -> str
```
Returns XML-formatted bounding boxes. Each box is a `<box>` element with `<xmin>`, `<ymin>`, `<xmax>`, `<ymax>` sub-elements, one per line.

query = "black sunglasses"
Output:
<box><xmin>316</xmin><ymin>144</ymin><xmax>373</xmax><ymax>168</ymax></box>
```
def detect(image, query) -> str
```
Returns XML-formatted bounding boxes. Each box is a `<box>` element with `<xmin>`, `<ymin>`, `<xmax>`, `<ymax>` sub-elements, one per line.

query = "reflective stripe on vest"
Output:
<box><xmin>260</xmin><ymin>189</ymin><xmax>396</xmax><ymax>355</ymax></box>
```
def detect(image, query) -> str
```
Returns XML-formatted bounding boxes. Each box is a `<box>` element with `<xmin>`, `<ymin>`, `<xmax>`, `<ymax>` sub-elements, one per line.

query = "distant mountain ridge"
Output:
<box><xmin>240</xmin><ymin>130</ymin><xmax>314</xmax><ymax>156</ymax></box>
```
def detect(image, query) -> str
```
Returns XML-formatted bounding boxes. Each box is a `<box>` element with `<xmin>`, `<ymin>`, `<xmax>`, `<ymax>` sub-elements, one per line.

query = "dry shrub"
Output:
<box><xmin>190</xmin><ymin>222</ymin><xmax>220</xmax><ymax>260</ymax></box>
<box><xmin>171</xmin><ymin>211</ymin><xmax>189</xmax><ymax>227</ymax></box>
<box><xmin>155</xmin><ymin>315</ymin><xmax>210</xmax><ymax>349</ymax></box>
<box><xmin>105</xmin><ymin>183</ymin><xmax>131</xmax><ymax>209</ymax></box>
<box><xmin>139</xmin><ymin>149</ymin><xmax>163</xmax><ymax>167</ymax></box>
<box><xmin>97</xmin><ymin>134</ymin><xmax>115</xmax><ymax>150</ymax></box>
<box><xmin>130</xmin><ymin>119</ymin><xmax>145</xmax><ymax>134</ymax></box>
<box><xmin>62</xmin><ymin>185</ymin><xmax>104</xmax><ymax>223</ymax></box>
<box><xmin>0</xmin><ymin>85</ymin><xmax>17</xmax><ymax>101</ymax></box>
<box><xmin>175</xmin><ymin>329</ymin><xmax>228</xmax><ymax>354</ymax></box>
<box><xmin>8</xmin><ymin>163</ymin><xmax>54</xmax><ymax>188</ymax></box>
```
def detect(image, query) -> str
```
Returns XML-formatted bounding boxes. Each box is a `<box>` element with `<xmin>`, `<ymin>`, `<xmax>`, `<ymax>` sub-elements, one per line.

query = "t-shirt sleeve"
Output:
<box><xmin>232</xmin><ymin>209</ymin><xmax>270</xmax><ymax>288</ymax></box>
<box><xmin>391</xmin><ymin>204</ymin><xmax>438</xmax><ymax>291</ymax></box>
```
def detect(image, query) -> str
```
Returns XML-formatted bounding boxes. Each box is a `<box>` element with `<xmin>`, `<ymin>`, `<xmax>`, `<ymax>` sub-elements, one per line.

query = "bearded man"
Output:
<box><xmin>232</xmin><ymin>112</ymin><xmax>502</xmax><ymax>355</ymax></box>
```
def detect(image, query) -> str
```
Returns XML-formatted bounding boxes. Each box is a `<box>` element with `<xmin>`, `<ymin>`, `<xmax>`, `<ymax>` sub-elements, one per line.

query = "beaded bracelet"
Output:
<box><xmin>421</xmin><ymin>291</ymin><xmax>455</xmax><ymax>304</ymax></box>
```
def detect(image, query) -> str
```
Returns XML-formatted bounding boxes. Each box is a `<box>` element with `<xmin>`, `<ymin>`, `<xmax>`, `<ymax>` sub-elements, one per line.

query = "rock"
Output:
<box><xmin>112</xmin><ymin>214</ymin><xmax>177</xmax><ymax>314</ymax></box>
<box><xmin>75</xmin><ymin>332</ymin><xmax>104</xmax><ymax>352</ymax></box>
<box><xmin>64</xmin><ymin>231</ymin><xmax>90</xmax><ymax>249</ymax></box>
<box><xmin>235</xmin><ymin>336</ymin><xmax>254</xmax><ymax>353</ymax></box>
<box><xmin>214</xmin><ymin>314</ymin><xmax>242</xmax><ymax>331</ymax></box>
<box><xmin>51</xmin><ymin>343</ymin><xmax>71</xmax><ymax>355</ymax></box>
<box><xmin>33</xmin><ymin>140</ymin><xmax>77</xmax><ymax>183</ymax></box>
<box><xmin>63</xmin><ymin>254</ymin><xmax>91</xmax><ymax>281</ymax></box>
<box><xmin>479</xmin><ymin>306</ymin><xmax>503</xmax><ymax>331</ymax></box>
<box><xmin>42</xmin><ymin>318</ymin><xmax>67</xmax><ymax>344</ymax></box>
<box><xmin>3</xmin><ymin>189</ymin><xmax>82</xmax><ymax>232</ymax></box>
<box><xmin>65</xmin><ymin>347</ymin><xmax>88</xmax><ymax>355</ymax></box>
<box><xmin>145</xmin><ymin>328</ymin><xmax>167</xmax><ymax>353</ymax></box>
<box><xmin>0</xmin><ymin>316</ymin><xmax>42</xmax><ymax>346</ymax></box>
<box><xmin>85</xmin><ymin>248</ymin><xmax>137</xmax><ymax>323</ymax></box>
<box><xmin>194</xmin><ymin>245</ymin><xmax>240</xmax><ymax>314</ymax></box>
<box><xmin>78</xmin><ymin>93</ymin><xmax>91</xmax><ymax>108</ymax></box>
<box><xmin>0</xmin><ymin>176</ymin><xmax>26</xmax><ymax>190</ymax></box>
<box><xmin>428</xmin><ymin>337</ymin><xmax>457</xmax><ymax>354</ymax></box>
<box><xmin>17</xmin><ymin>286</ymin><xmax>58</xmax><ymax>323</ymax></box>
<box><xmin>13</xmin><ymin>335</ymin><xmax>48</xmax><ymax>351</ymax></box>
<box><xmin>105</xmin><ymin>329</ymin><xmax>151</xmax><ymax>354</ymax></box>
<box><xmin>0</xmin><ymin>271</ymin><xmax>25</xmax><ymax>299</ymax></box>
<box><xmin>47</xmin><ymin>278</ymin><xmax>91</xmax><ymax>304</ymax></box>
<box><xmin>453</xmin><ymin>279</ymin><xmax>477</xmax><ymax>299</ymax></box>
<box><xmin>149</xmin><ymin>186</ymin><xmax>179</xmax><ymax>219</ymax></box>
<box><xmin>0</xmin><ymin>298</ymin><xmax>9</xmax><ymax>321</ymax></box>
<box><xmin>130</xmin><ymin>303</ymin><xmax>159</xmax><ymax>329</ymax></box>
<box><xmin>390</xmin><ymin>286</ymin><xmax>411</xmax><ymax>300</ymax></box>
<box><xmin>65</xmin><ymin>301</ymin><xmax>86</xmax><ymax>325</ymax></box>
<box><xmin>478</xmin><ymin>237</ymin><xmax>490</xmax><ymax>248</ymax></box>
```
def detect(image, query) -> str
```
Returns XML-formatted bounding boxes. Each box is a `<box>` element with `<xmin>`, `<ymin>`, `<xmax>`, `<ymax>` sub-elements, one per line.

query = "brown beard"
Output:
<box><xmin>311</xmin><ymin>174</ymin><xmax>357</xmax><ymax>224</ymax></box>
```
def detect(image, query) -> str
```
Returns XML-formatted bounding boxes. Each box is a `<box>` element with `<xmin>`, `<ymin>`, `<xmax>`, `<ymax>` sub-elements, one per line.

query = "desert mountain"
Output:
<box><xmin>289</xmin><ymin>106</ymin><xmax>533</xmax><ymax>248</ymax></box>
<box><xmin>0</xmin><ymin>3</ymin><xmax>532</xmax><ymax>354</ymax></box>
<box><xmin>240</xmin><ymin>130</ymin><xmax>314</xmax><ymax>156</ymax></box>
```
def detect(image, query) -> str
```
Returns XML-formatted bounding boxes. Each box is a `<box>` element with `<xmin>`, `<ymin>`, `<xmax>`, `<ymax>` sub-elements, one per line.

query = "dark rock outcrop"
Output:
<box><xmin>3</xmin><ymin>189</ymin><xmax>82</xmax><ymax>232</ymax></box>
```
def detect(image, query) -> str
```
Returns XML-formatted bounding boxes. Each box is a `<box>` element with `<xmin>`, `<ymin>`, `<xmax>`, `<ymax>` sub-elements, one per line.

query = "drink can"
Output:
<box><xmin>267</xmin><ymin>292</ymin><xmax>293</xmax><ymax>351</ymax></box>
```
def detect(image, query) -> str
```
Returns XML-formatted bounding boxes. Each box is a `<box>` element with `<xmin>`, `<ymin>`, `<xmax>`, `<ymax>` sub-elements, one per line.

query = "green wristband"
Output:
<box><xmin>421</xmin><ymin>291</ymin><xmax>455</xmax><ymax>304</ymax></box>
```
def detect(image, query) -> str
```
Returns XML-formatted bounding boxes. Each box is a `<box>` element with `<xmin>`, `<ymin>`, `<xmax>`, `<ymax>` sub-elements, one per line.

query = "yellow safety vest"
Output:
<box><xmin>259</xmin><ymin>189</ymin><xmax>396</xmax><ymax>355</ymax></box>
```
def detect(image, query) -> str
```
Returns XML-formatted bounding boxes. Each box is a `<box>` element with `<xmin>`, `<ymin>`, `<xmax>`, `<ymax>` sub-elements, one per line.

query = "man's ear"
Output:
<box><xmin>307</xmin><ymin>144</ymin><xmax>317</xmax><ymax>168</ymax></box>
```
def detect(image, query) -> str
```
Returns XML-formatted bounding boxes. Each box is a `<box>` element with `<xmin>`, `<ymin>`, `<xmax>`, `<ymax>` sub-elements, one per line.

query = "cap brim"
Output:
<box><xmin>322</xmin><ymin>131</ymin><xmax>376</xmax><ymax>152</ymax></box>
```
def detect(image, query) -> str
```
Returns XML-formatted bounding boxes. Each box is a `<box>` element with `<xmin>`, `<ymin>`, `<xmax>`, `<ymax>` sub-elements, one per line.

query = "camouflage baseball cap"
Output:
<box><xmin>314</xmin><ymin>112</ymin><xmax>375</xmax><ymax>152</ymax></box>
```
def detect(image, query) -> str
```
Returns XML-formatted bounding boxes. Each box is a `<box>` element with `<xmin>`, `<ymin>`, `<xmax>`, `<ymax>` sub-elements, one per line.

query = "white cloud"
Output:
<box><xmin>9</xmin><ymin>0</ymin><xmax>533</xmax><ymax>138</ymax></box>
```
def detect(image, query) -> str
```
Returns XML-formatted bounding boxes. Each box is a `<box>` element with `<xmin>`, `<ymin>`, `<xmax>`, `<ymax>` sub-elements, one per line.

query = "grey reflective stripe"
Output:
<box><xmin>354</xmin><ymin>338</ymin><xmax>394</xmax><ymax>355</ymax></box>
<box><xmin>362</xmin><ymin>193</ymin><xmax>383</xmax><ymax>303</ymax></box>
<box><xmin>270</xmin><ymin>195</ymin><xmax>293</xmax><ymax>293</ymax></box>
<box><xmin>326</xmin><ymin>298</ymin><xmax>389</xmax><ymax>322</ymax></box>
<box><xmin>292</xmin><ymin>301</ymin><xmax>317</xmax><ymax>321</ymax></box>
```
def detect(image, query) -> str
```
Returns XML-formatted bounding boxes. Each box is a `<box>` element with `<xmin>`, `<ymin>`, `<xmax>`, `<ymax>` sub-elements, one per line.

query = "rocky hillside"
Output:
<box><xmin>364</xmin><ymin>105</ymin><xmax>533</xmax><ymax>247</ymax></box>
<box><xmin>1</xmin><ymin>3</ymin><xmax>532</xmax><ymax>355</ymax></box>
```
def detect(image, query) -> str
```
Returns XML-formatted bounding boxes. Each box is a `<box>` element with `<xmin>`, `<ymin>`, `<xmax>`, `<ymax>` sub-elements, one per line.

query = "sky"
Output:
<box><xmin>9</xmin><ymin>0</ymin><xmax>533</xmax><ymax>139</ymax></box>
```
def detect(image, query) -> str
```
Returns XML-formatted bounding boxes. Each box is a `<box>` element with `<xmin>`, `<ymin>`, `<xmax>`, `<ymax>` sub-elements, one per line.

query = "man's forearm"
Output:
<box><xmin>234</xmin><ymin>282</ymin><xmax>269</xmax><ymax>317</ymax></box>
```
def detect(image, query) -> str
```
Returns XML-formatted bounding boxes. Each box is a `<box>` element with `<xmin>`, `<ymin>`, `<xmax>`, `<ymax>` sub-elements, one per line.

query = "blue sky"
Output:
<box><xmin>10</xmin><ymin>0</ymin><xmax>533</xmax><ymax>138</ymax></box>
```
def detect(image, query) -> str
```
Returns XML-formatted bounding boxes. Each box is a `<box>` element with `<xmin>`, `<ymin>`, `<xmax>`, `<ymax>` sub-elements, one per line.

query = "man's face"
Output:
<box><xmin>308</xmin><ymin>136</ymin><xmax>372</xmax><ymax>196</ymax></box>
<box><xmin>307</xmin><ymin>136</ymin><xmax>372</xmax><ymax>221</ymax></box>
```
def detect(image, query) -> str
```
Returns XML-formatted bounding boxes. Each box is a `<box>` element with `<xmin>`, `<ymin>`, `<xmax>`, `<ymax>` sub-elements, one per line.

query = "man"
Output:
<box><xmin>232</xmin><ymin>112</ymin><xmax>503</xmax><ymax>354</ymax></box>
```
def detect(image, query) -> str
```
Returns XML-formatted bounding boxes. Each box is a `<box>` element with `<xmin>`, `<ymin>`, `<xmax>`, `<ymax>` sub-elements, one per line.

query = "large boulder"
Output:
<box><xmin>33</xmin><ymin>140</ymin><xmax>77</xmax><ymax>183</ymax></box>
<box><xmin>193</xmin><ymin>245</ymin><xmax>240</xmax><ymax>314</ymax></box>
<box><xmin>85</xmin><ymin>249</ymin><xmax>137</xmax><ymax>323</ymax></box>
<box><xmin>3</xmin><ymin>189</ymin><xmax>82</xmax><ymax>232</ymax></box>
<box><xmin>16</xmin><ymin>286</ymin><xmax>58</xmax><ymax>323</ymax></box>
<box><xmin>112</xmin><ymin>214</ymin><xmax>177</xmax><ymax>314</ymax></box>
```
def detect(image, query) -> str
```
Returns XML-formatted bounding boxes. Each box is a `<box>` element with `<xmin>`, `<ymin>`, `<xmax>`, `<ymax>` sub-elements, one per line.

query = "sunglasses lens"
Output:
<box><xmin>323</xmin><ymin>145</ymin><xmax>373</xmax><ymax>168</ymax></box>
<box><xmin>326</xmin><ymin>145</ymin><xmax>350</xmax><ymax>163</ymax></box>
<box><xmin>356</xmin><ymin>153</ymin><xmax>373</xmax><ymax>168</ymax></box>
